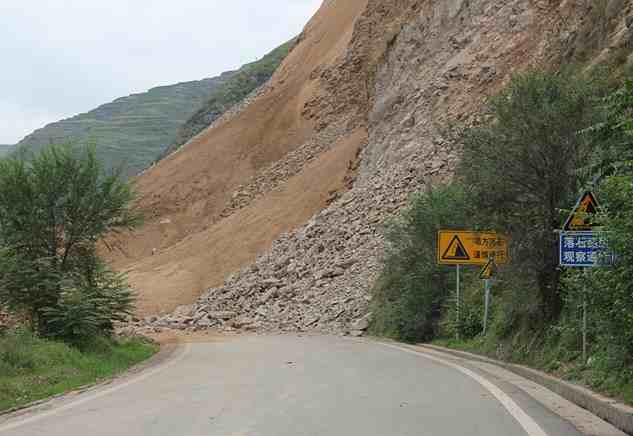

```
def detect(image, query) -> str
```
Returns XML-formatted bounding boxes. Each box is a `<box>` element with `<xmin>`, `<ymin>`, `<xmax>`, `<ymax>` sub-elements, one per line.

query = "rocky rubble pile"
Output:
<box><xmin>135</xmin><ymin>136</ymin><xmax>455</xmax><ymax>336</ymax></box>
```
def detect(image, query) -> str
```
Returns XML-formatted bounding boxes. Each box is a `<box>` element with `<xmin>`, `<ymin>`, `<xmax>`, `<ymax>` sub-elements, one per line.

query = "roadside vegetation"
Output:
<box><xmin>0</xmin><ymin>144</ymin><xmax>156</xmax><ymax>410</ymax></box>
<box><xmin>370</xmin><ymin>71</ymin><xmax>633</xmax><ymax>404</ymax></box>
<box><xmin>0</xmin><ymin>330</ymin><xmax>157</xmax><ymax>412</ymax></box>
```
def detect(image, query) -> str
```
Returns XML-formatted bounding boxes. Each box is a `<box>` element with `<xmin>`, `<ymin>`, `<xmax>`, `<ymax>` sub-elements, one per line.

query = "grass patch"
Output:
<box><xmin>0</xmin><ymin>329</ymin><xmax>158</xmax><ymax>412</ymax></box>
<box><xmin>432</xmin><ymin>336</ymin><xmax>633</xmax><ymax>406</ymax></box>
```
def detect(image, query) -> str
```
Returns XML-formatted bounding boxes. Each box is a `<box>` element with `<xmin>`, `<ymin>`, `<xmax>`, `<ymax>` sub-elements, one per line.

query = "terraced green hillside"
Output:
<box><xmin>14</xmin><ymin>74</ymin><xmax>234</xmax><ymax>178</ymax></box>
<box><xmin>161</xmin><ymin>39</ymin><xmax>295</xmax><ymax>159</ymax></box>
<box><xmin>0</xmin><ymin>145</ymin><xmax>13</xmax><ymax>156</ymax></box>
<box><xmin>14</xmin><ymin>39</ymin><xmax>295</xmax><ymax>177</ymax></box>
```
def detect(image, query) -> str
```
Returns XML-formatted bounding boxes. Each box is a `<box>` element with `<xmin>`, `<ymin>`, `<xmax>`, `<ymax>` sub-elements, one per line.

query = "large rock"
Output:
<box><xmin>208</xmin><ymin>311</ymin><xmax>237</xmax><ymax>321</ymax></box>
<box><xmin>351</xmin><ymin>313</ymin><xmax>372</xmax><ymax>331</ymax></box>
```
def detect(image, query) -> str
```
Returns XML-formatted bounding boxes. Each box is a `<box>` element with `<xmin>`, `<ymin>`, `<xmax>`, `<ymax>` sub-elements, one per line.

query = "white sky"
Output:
<box><xmin>0</xmin><ymin>0</ymin><xmax>322</xmax><ymax>144</ymax></box>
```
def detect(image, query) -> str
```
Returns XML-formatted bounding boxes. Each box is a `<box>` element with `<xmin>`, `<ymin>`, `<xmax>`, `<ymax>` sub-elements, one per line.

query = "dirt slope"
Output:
<box><xmin>122</xmin><ymin>0</ymin><xmax>632</xmax><ymax>335</ymax></box>
<box><xmin>129</xmin><ymin>129</ymin><xmax>364</xmax><ymax>315</ymax></box>
<box><xmin>109</xmin><ymin>0</ymin><xmax>370</xmax><ymax>315</ymax></box>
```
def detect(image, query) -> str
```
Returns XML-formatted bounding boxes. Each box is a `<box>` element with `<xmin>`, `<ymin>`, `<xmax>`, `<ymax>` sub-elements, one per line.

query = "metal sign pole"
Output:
<box><xmin>583</xmin><ymin>268</ymin><xmax>588</xmax><ymax>364</ymax></box>
<box><xmin>456</xmin><ymin>264</ymin><xmax>460</xmax><ymax>340</ymax></box>
<box><xmin>483</xmin><ymin>279</ymin><xmax>491</xmax><ymax>335</ymax></box>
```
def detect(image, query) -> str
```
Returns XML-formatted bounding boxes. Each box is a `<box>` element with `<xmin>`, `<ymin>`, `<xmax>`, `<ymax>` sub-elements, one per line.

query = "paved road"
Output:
<box><xmin>0</xmin><ymin>335</ymin><xmax>583</xmax><ymax>436</ymax></box>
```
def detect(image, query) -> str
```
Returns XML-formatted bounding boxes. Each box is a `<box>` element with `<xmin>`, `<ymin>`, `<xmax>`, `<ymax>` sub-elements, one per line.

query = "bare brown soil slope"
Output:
<box><xmin>128</xmin><ymin>129</ymin><xmax>364</xmax><ymax>315</ymax></box>
<box><xmin>110</xmin><ymin>0</ymin><xmax>370</xmax><ymax>315</ymax></box>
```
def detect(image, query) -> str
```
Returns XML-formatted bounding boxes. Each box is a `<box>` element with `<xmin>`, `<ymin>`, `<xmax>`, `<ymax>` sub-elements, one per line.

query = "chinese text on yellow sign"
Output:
<box><xmin>437</xmin><ymin>231</ymin><xmax>508</xmax><ymax>265</ymax></box>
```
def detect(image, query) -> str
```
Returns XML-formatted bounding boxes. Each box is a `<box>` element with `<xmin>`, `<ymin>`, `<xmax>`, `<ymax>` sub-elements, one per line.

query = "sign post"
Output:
<box><xmin>438</xmin><ymin>231</ymin><xmax>508</xmax><ymax>339</ymax></box>
<box><xmin>484</xmin><ymin>279</ymin><xmax>491</xmax><ymax>335</ymax></box>
<box><xmin>456</xmin><ymin>264</ymin><xmax>460</xmax><ymax>340</ymax></box>
<box><xmin>583</xmin><ymin>270</ymin><xmax>588</xmax><ymax>363</ymax></box>
<box><xmin>559</xmin><ymin>191</ymin><xmax>613</xmax><ymax>363</ymax></box>
<box><xmin>559</xmin><ymin>230</ymin><xmax>613</xmax><ymax>362</ymax></box>
<box><xmin>479</xmin><ymin>259</ymin><xmax>496</xmax><ymax>335</ymax></box>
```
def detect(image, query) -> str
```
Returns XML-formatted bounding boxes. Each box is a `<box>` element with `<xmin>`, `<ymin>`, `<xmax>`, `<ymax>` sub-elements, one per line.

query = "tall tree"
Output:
<box><xmin>0</xmin><ymin>145</ymin><xmax>141</xmax><ymax>340</ymax></box>
<box><xmin>457</xmin><ymin>71</ymin><xmax>599</xmax><ymax>321</ymax></box>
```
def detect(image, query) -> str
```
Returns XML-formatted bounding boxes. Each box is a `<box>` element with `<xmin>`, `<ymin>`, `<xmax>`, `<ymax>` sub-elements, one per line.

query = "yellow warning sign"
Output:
<box><xmin>564</xmin><ymin>192</ymin><xmax>600</xmax><ymax>231</ymax></box>
<box><xmin>437</xmin><ymin>231</ymin><xmax>509</xmax><ymax>265</ymax></box>
<box><xmin>479</xmin><ymin>259</ymin><xmax>497</xmax><ymax>280</ymax></box>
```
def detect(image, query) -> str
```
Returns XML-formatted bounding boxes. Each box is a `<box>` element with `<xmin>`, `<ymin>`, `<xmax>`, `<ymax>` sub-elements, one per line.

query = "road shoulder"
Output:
<box><xmin>367</xmin><ymin>338</ymin><xmax>627</xmax><ymax>436</ymax></box>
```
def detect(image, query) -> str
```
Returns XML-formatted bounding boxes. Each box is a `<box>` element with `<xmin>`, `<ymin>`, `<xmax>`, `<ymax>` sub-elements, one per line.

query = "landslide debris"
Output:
<box><xmin>119</xmin><ymin>0</ymin><xmax>633</xmax><ymax>336</ymax></box>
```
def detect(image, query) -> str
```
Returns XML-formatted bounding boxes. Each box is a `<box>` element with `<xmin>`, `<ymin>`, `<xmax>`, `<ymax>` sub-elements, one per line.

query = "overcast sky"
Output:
<box><xmin>0</xmin><ymin>0</ymin><xmax>322</xmax><ymax>144</ymax></box>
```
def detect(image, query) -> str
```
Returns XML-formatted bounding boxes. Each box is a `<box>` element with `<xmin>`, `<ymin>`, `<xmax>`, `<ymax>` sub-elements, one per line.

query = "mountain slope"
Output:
<box><xmin>0</xmin><ymin>145</ymin><xmax>13</xmax><ymax>157</ymax></box>
<box><xmin>161</xmin><ymin>40</ymin><xmax>296</xmax><ymax>159</ymax></box>
<box><xmin>108</xmin><ymin>0</ymin><xmax>371</xmax><ymax>315</ymax></box>
<box><xmin>14</xmin><ymin>75</ymin><xmax>234</xmax><ymax>178</ymax></box>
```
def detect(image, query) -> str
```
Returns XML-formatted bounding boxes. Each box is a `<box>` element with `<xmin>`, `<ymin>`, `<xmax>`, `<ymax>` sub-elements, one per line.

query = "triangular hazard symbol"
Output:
<box><xmin>441</xmin><ymin>235</ymin><xmax>470</xmax><ymax>261</ymax></box>
<box><xmin>479</xmin><ymin>259</ymin><xmax>496</xmax><ymax>279</ymax></box>
<box><xmin>564</xmin><ymin>192</ymin><xmax>600</xmax><ymax>231</ymax></box>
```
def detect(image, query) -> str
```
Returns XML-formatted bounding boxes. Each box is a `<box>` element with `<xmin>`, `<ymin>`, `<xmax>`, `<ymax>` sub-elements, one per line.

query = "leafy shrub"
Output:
<box><xmin>439</xmin><ymin>274</ymin><xmax>485</xmax><ymax>340</ymax></box>
<box><xmin>581</xmin><ymin>176</ymin><xmax>633</xmax><ymax>361</ymax></box>
<box><xmin>0</xmin><ymin>145</ymin><xmax>140</xmax><ymax>342</ymax></box>
<box><xmin>370</xmin><ymin>184</ymin><xmax>474</xmax><ymax>342</ymax></box>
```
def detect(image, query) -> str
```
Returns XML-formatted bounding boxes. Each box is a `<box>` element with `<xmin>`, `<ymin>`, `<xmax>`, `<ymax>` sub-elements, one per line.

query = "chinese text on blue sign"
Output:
<box><xmin>559</xmin><ymin>232</ymin><xmax>614</xmax><ymax>268</ymax></box>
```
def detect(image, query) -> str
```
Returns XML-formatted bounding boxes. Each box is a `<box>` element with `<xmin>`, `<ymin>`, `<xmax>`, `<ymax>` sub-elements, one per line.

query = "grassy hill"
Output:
<box><xmin>0</xmin><ymin>145</ymin><xmax>13</xmax><ymax>157</ymax></box>
<box><xmin>161</xmin><ymin>39</ymin><xmax>295</xmax><ymax>159</ymax></box>
<box><xmin>14</xmin><ymin>74</ymin><xmax>235</xmax><ymax>178</ymax></box>
<box><xmin>13</xmin><ymin>40</ymin><xmax>294</xmax><ymax>178</ymax></box>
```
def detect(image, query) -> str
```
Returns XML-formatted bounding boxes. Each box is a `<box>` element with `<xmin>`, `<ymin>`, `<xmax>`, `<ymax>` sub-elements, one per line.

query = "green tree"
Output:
<box><xmin>0</xmin><ymin>145</ymin><xmax>140</xmax><ymax>342</ymax></box>
<box><xmin>581</xmin><ymin>78</ymin><xmax>633</xmax><ymax>180</ymax></box>
<box><xmin>577</xmin><ymin>81</ymin><xmax>633</xmax><ymax>361</ymax></box>
<box><xmin>457</xmin><ymin>71</ymin><xmax>599</xmax><ymax>323</ymax></box>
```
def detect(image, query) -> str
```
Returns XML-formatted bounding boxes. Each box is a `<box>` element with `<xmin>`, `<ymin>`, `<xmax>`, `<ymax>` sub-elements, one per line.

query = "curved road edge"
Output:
<box><xmin>420</xmin><ymin>343</ymin><xmax>633</xmax><ymax>436</ymax></box>
<box><xmin>366</xmin><ymin>338</ymin><xmax>627</xmax><ymax>436</ymax></box>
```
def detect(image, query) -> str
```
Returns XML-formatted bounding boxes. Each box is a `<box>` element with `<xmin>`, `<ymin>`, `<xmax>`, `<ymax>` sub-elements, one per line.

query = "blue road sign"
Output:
<box><xmin>559</xmin><ymin>231</ymin><xmax>614</xmax><ymax>268</ymax></box>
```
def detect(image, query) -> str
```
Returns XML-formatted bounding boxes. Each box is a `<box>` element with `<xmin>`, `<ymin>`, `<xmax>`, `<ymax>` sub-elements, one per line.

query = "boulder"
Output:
<box><xmin>172</xmin><ymin>305</ymin><xmax>194</xmax><ymax>317</ymax></box>
<box><xmin>351</xmin><ymin>313</ymin><xmax>372</xmax><ymax>331</ymax></box>
<box><xmin>208</xmin><ymin>311</ymin><xmax>237</xmax><ymax>321</ymax></box>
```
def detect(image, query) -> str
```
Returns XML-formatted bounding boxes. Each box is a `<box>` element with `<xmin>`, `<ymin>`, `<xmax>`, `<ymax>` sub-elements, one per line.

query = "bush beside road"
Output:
<box><xmin>0</xmin><ymin>329</ymin><xmax>158</xmax><ymax>412</ymax></box>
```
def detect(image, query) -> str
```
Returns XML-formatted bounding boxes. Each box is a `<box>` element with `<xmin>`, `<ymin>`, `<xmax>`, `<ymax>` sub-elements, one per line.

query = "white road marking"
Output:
<box><xmin>0</xmin><ymin>342</ymin><xmax>191</xmax><ymax>433</ymax></box>
<box><xmin>377</xmin><ymin>342</ymin><xmax>549</xmax><ymax>436</ymax></box>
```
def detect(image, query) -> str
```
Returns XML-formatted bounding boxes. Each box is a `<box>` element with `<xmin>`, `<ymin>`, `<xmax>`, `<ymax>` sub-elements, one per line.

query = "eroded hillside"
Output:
<box><xmin>115</xmin><ymin>0</ymin><xmax>633</xmax><ymax>333</ymax></box>
<box><xmin>110</xmin><ymin>0</ymin><xmax>371</xmax><ymax>315</ymax></box>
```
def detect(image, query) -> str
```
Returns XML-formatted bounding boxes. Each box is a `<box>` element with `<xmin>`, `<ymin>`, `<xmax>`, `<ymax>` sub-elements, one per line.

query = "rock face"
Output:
<box><xmin>131</xmin><ymin>0</ymin><xmax>632</xmax><ymax>336</ymax></box>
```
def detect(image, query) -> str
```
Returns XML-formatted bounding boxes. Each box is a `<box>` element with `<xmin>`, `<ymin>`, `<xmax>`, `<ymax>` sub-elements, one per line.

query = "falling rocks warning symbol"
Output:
<box><xmin>442</xmin><ymin>235</ymin><xmax>470</xmax><ymax>261</ymax></box>
<box><xmin>564</xmin><ymin>191</ymin><xmax>601</xmax><ymax>231</ymax></box>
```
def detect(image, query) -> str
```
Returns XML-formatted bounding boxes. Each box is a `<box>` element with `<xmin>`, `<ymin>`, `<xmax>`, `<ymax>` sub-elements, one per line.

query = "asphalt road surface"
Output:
<box><xmin>0</xmin><ymin>335</ymin><xmax>584</xmax><ymax>436</ymax></box>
